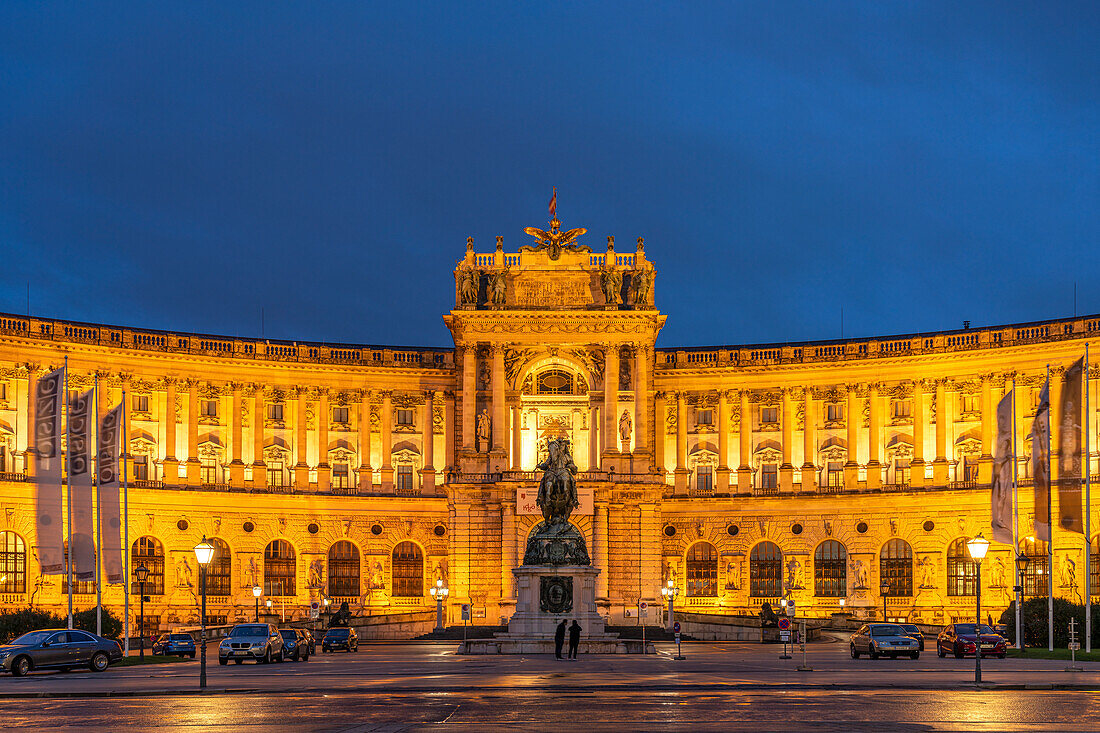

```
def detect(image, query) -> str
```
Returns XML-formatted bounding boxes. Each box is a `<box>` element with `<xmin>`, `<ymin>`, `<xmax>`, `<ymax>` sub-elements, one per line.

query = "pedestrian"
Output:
<box><xmin>568</xmin><ymin>619</ymin><xmax>581</xmax><ymax>660</ymax></box>
<box><xmin>554</xmin><ymin>619</ymin><xmax>567</xmax><ymax>659</ymax></box>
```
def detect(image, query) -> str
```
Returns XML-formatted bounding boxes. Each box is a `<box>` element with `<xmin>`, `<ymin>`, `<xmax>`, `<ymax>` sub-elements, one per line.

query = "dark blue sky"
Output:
<box><xmin>2</xmin><ymin>2</ymin><xmax>1097</xmax><ymax>348</ymax></box>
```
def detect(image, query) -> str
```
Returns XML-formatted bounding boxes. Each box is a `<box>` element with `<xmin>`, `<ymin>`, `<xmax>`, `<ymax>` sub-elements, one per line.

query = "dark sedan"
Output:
<box><xmin>936</xmin><ymin>623</ymin><xmax>1008</xmax><ymax>659</ymax></box>
<box><xmin>899</xmin><ymin>624</ymin><xmax>926</xmax><ymax>651</ymax></box>
<box><xmin>152</xmin><ymin>633</ymin><xmax>196</xmax><ymax>658</ymax></box>
<box><xmin>279</xmin><ymin>630</ymin><xmax>310</xmax><ymax>662</ymax></box>
<box><xmin>0</xmin><ymin>629</ymin><xmax>123</xmax><ymax>676</ymax></box>
<box><xmin>321</xmin><ymin>627</ymin><xmax>358</xmax><ymax>653</ymax></box>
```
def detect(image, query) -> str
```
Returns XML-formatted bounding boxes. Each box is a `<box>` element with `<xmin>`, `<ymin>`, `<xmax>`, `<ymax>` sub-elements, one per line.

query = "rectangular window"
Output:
<box><xmin>396</xmin><ymin>409</ymin><xmax>414</xmax><ymax>426</ymax></box>
<box><xmin>332</xmin><ymin>406</ymin><xmax>349</xmax><ymax>423</ymax></box>
<box><xmin>201</xmin><ymin>400</ymin><xmax>217</xmax><ymax>417</ymax></box>
<box><xmin>893</xmin><ymin>400</ymin><xmax>911</xmax><ymax>418</ymax></box>
<box><xmin>397</xmin><ymin>465</ymin><xmax>414</xmax><ymax>492</ymax></box>
<box><xmin>894</xmin><ymin>458</ymin><xmax>910</xmax><ymax>485</ymax></box>
<box><xmin>268</xmin><ymin>404</ymin><xmax>283</xmax><ymax>421</ymax></box>
<box><xmin>200</xmin><ymin>458</ymin><xmax>217</xmax><ymax>484</ymax></box>
<box><xmin>760</xmin><ymin>407</ymin><xmax>778</xmax><ymax>424</ymax></box>
<box><xmin>696</xmin><ymin>465</ymin><xmax>713</xmax><ymax>492</ymax></box>
<box><xmin>0</xmin><ymin>446</ymin><xmax>6</xmax><ymax>473</ymax></box>
<box><xmin>0</xmin><ymin>382</ymin><xmax>6</xmax><ymax>399</ymax></box>
<box><xmin>696</xmin><ymin>409</ymin><xmax>713</xmax><ymax>426</ymax></box>
<box><xmin>963</xmin><ymin>457</ymin><xmax>979</xmax><ymax>482</ymax></box>
<box><xmin>132</xmin><ymin>395</ymin><xmax>149</xmax><ymax>412</ymax></box>
<box><xmin>826</xmin><ymin>404</ymin><xmax>843</xmax><ymax>422</ymax></box>
<box><xmin>827</xmin><ymin>461</ymin><xmax>843</xmax><ymax>488</ymax></box>
<box><xmin>962</xmin><ymin>395</ymin><xmax>979</xmax><ymax>414</ymax></box>
<box><xmin>133</xmin><ymin>455</ymin><xmax>148</xmax><ymax>481</ymax></box>
<box><xmin>761</xmin><ymin>464</ymin><xmax>778</xmax><ymax>488</ymax></box>
<box><xmin>267</xmin><ymin>461</ymin><xmax>284</xmax><ymax>488</ymax></box>
<box><xmin>333</xmin><ymin>462</ymin><xmax>349</xmax><ymax>489</ymax></box>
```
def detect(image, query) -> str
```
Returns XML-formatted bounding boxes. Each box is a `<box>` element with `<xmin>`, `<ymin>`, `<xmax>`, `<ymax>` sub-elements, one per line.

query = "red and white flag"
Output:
<box><xmin>34</xmin><ymin>368</ymin><xmax>65</xmax><ymax>574</ymax></box>
<box><xmin>549</xmin><ymin>187</ymin><xmax>557</xmax><ymax>218</ymax></box>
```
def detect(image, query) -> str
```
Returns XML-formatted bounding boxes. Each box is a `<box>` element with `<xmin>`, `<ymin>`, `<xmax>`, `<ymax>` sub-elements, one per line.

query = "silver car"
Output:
<box><xmin>218</xmin><ymin>623</ymin><xmax>284</xmax><ymax>665</ymax></box>
<box><xmin>849</xmin><ymin>623</ymin><xmax>920</xmax><ymax>659</ymax></box>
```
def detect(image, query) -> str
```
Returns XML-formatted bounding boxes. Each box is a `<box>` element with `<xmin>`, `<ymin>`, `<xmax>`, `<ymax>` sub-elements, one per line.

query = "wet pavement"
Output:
<box><xmin>2</xmin><ymin>640</ymin><xmax>1100</xmax><ymax>730</ymax></box>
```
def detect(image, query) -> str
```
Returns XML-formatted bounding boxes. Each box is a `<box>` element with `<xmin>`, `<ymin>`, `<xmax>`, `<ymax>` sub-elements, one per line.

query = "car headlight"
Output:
<box><xmin>0</xmin><ymin>652</ymin><xmax>11</xmax><ymax>661</ymax></box>
<box><xmin>219</xmin><ymin>640</ymin><xmax>230</xmax><ymax>647</ymax></box>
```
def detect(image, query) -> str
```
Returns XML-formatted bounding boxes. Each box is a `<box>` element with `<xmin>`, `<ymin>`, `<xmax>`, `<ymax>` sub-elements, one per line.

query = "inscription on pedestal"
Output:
<box><xmin>540</xmin><ymin>576</ymin><xmax>574</xmax><ymax>614</ymax></box>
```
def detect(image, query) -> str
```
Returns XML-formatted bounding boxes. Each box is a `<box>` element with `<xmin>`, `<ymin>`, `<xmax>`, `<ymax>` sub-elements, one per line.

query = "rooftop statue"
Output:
<box><xmin>521</xmin><ymin>189</ymin><xmax>589</xmax><ymax>261</ymax></box>
<box><xmin>523</xmin><ymin>438</ymin><xmax>590</xmax><ymax>566</ymax></box>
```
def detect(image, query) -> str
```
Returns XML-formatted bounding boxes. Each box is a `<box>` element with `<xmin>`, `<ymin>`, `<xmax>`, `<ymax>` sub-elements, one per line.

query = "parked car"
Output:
<box><xmin>299</xmin><ymin>628</ymin><xmax>316</xmax><ymax>655</ymax></box>
<box><xmin>849</xmin><ymin>623</ymin><xmax>921</xmax><ymax>659</ymax></box>
<box><xmin>936</xmin><ymin>623</ymin><xmax>1008</xmax><ymax>659</ymax></box>
<box><xmin>0</xmin><ymin>629</ymin><xmax>123</xmax><ymax>676</ymax></box>
<box><xmin>217</xmin><ymin>623</ymin><xmax>284</xmax><ymax>665</ymax></box>
<box><xmin>152</xmin><ymin>633</ymin><xmax>196</xmax><ymax>658</ymax></box>
<box><xmin>321</xmin><ymin>627</ymin><xmax>358</xmax><ymax>653</ymax></box>
<box><xmin>278</xmin><ymin>630</ymin><xmax>310</xmax><ymax>662</ymax></box>
<box><xmin>899</xmin><ymin>624</ymin><xmax>925</xmax><ymax>651</ymax></box>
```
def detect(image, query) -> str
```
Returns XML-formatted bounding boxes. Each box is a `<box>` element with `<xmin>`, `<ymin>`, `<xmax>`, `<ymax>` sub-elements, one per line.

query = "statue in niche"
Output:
<box><xmin>725</xmin><ymin>559</ymin><xmax>740</xmax><ymax>590</ymax></box>
<box><xmin>176</xmin><ymin>556</ymin><xmax>193</xmax><ymax>588</ymax></box>
<box><xmin>244</xmin><ymin>557</ymin><xmax>259</xmax><ymax>589</ymax></box>
<box><xmin>487</xmin><ymin>269</ymin><xmax>507</xmax><ymax>306</ymax></box>
<box><xmin>600</xmin><ymin>265</ymin><xmax>622</xmax><ymax>306</ymax></box>
<box><xmin>631</xmin><ymin>268</ymin><xmax>653</xmax><ymax>306</ymax></box>
<box><xmin>785</xmin><ymin>557</ymin><xmax>803</xmax><ymax>590</ymax></box>
<box><xmin>851</xmin><ymin>558</ymin><xmax>869</xmax><ymax>589</ymax></box>
<box><xmin>308</xmin><ymin>559</ymin><xmax>324</xmax><ymax>589</ymax></box>
<box><xmin>989</xmin><ymin>556</ymin><xmax>1006</xmax><ymax>588</ymax></box>
<box><xmin>477</xmin><ymin>409</ymin><xmax>491</xmax><ymax>452</ymax></box>
<box><xmin>1061</xmin><ymin>555</ymin><xmax>1077</xmax><ymax>591</ymax></box>
<box><xmin>368</xmin><ymin>561</ymin><xmax>385</xmax><ymax>591</ymax></box>
<box><xmin>619</xmin><ymin>410</ymin><xmax>632</xmax><ymax>444</ymax></box>
<box><xmin>917</xmin><ymin>555</ymin><xmax>936</xmax><ymax>589</ymax></box>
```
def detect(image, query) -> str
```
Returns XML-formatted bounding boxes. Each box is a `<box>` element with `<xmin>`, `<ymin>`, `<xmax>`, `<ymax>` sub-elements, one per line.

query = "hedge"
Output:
<box><xmin>998</xmin><ymin>597</ymin><xmax>1100</xmax><ymax>648</ymax></box>
<box><xmin>0</xmin><ymin>608</ymin><xmax>123</xmax><ymax>643</ymax></box>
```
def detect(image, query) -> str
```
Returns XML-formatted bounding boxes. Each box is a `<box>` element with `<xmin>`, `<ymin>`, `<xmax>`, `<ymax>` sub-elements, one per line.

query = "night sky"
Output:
<box><xmin>2</xmin><ymin>2</ymin><xmax>1097</xmax><ymax>349</ymax></box>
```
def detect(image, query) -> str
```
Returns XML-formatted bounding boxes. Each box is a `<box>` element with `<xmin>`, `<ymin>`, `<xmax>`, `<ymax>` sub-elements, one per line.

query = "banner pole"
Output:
<box><xmin>94</xmin><ymin>375</ymin><xmax>102</xmax><ymax>636</ymax></box>
<box><xmin>122</xmin><ymin>387</ymin><xmax>130</xmax><ymax>656</ymax></box>
<box><xmin>1047</xmin><ymin>364</ymin><xmax>1054</xmax><ymax>651</ymax></box>
<box><xmin>1013</xmin><ymin>378</ymin><xmax>1021</xmax><ymax>649</ymax></box>
<box><xmin>1086</xmin><ymin>343</ymin><xmax>1091</xmax><ymax>653</ymax></box>
<box><xmin>64</xmin><ymin>356</ymin><xmax>72</xmax><ymax>630</ymax></box>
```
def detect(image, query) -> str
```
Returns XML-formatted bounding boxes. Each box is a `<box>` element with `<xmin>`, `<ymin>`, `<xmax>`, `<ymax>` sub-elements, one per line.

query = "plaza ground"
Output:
<box><xmin>4</xmin><ymin>637</ymin><xmax>1100</xmax><ymax>730</ymax></box>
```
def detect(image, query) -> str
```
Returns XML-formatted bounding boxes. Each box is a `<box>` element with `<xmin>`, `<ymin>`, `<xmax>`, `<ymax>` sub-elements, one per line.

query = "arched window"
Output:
<box><xmin>207</xmin><ymin>538</ymin><xmax>232</xmax><ymax>596</ymax></box>
<box><xmin>536</xmin><ymin>369</ymin><xmax>575</xmax><ymax>395</ymax></box>
<box><xmin>1019</xmin><ymin>537</ymin><xmax>1048</xmax><ymax>597</ymax></box>
<box><xmin>0</xmin><ymin>531</ymin><xmax>26</xmax><ymax>593</ymax></box>
<box><xmin>328</xmin><ymin>541</ymin><xmax>360</xmax><ymax>598</ymax></box>
<box><xmin>686</xmin><ymin>542</ymin><xmax>718</xmax><ymax>597</ymax></box>
<box><xmin>131</xmin><ymin>536</ymin><xmax>165</xmax><ymax>595</ymax></box>
<box><xmin>63</xmin><ymin>540</ymin><xmax>97</xmax><ymax>595</ymax></box>
<box><xmin>947</xmin><ymin>538</ymin><xmax>977</xmax><ymax>597</ymax></box>
<box><xmin>815</xmin><ymin>540</ymin><xmax>847</xmax><ymax>597</ymax></box>
<box><xmin>264</xmin><ymin>539</ymin><xmax>296</xmax><ymax>597</ymax></box>
<box><xmin>392</xmin><ymin>541</ymin><xmax>423</xmax><ymax>597</ymax></box>
<box><xmin>880</xmin><ymin>539</ymin><xmax>913</xmax><ymax>597</ymax></box>
<box><xmin>750</xmin><ymin>541</ymin><xmax>782</xmax><ymax>597</ymax></box>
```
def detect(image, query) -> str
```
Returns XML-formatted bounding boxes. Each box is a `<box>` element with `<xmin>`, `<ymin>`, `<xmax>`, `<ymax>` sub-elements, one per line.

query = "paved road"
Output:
<box><xmin>4</xmin><ymin>640</ymin><xmax>1100</xmax><ymax>730</ymax></box>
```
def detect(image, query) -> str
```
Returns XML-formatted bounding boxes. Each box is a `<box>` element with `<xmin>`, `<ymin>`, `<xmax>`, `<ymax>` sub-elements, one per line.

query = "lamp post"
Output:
<box><xmin>265</xmin><ymin>598</ymin><xmax>272</xmax><ymax>617</ymax></box>
<box><xmin>880</xmin><ymin>579</ymin><xmax>890</xmax><ymax>623</ymax></box>
<box><xmin>967</xmin><ymin>534</ymin><xmax>990</xmax><ymax>683</ymax></box>
<box><xmin>1014</xmin><ymin>554</ymin><xmax>1030</xmax><ymax>651</ymax></box>
<box><xmin>252</xmin><ymin>585</ymin><xmax>262</xmax><ymax>622</ymax></box>
<box><xmin>134</xmin><ymin>564</ymin><xmax>149</xmax><ymax>659</ymax></box>
<box><xmin>194</xmin><ymin>536</ymin><xmax>215</xmax><ymax>690</ymax></box>
<box><xmin>430</xmin><ymin>579</ymin><xmax>449</xmax><ymax>632</ymax></box>
<box><xmin>661</xmin><ymin>579</ymin><xmax>680</xmax><ymax>631</ymax></box>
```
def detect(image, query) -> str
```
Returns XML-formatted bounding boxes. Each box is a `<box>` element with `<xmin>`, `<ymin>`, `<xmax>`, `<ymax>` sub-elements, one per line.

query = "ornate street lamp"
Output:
<box><xmin>252</xmin><ymin>585</ymin><xmax>263</xmax><ymax>622</ymax></box>
<box><xmin>661</xmin><ymin>579</ymin><xmax>680</xmax><ymax>632</ymax></box>
<box><xmin>1014</xmin><ymin>554</ymin><xmax>1030</xmax><ymax>650</ymax></box>
<box><xmin>194</xmin><ymin>536</ymin><xmax>215</xmax><ymax>690</ymax></box>
<box><xmin>430</xmin><ymin>579</ymin><xmax>449</xmax><ymax>632</ymax></box>
<box><xmin>880</xmin><ymin>579</ymin><xmax>891</xmax><ymax>623</ymax></box>
<box><xmin>134</xmin><ymin>564</ymin><xmax>149</xmax><ymax>659</ymax></box>
<box><xmin>967</xmin><ymin>534</ymin><xmax>990</xmax><ymax>683</ymax></box>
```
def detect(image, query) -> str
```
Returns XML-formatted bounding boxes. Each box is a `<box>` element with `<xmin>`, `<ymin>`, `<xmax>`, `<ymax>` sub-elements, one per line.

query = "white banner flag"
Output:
<box><xmin>68</xmin><ymin>389</ymin><xmax>96</xmax><ymax>580</ymax></box>
<box><xmin>98</xmin><ymin>404</ymin><xmax>125</xmax><ymax>584</ymax></box>
<box><xmin>1032</xmin><ymin>377</ymin><xmax>1051</xmax><ymax>542</ymax></box>
<box><xmin>991</xmin><ymin>391</ymin><xmax>1014</xmax><ymax>545</ymax></box>
<box><xmin>34</xmin><ymin>368</ymin><xmax>65</xmax><ymax>574</ymax></box>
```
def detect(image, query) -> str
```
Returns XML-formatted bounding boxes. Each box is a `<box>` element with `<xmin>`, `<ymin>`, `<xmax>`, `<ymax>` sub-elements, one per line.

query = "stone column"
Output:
<box><xmin>185</xmin><ymin>380</ymin><xmax>200</xmax><ymax>485</ymax></box>
<box><xmin>589</xmin><ymin>404</ymin><xmax>600</xmax><ymax>471</ymax></box>
<box><xmin>933</xmin><ymin>379</ymin><xmax>949</xmax><ymax>485</ymax></box>
<box><xmin>511</xmin><ymin>404</ymin><xmax>521</xmax><ymax>470</ymax></box>
<box><xmin>674</xmin><ymin>391</ymin><xmax>689</xmax><ymax>490</ymax></box>
<box><xmin>294</xmin><ymin>388</ymin><xmax>309</xmax><ymax>488</ymax></box>
<box><xmin>843</xmin><ymin>385</ymin><xmax>860</xmax><ymax>487</ymax></box>
<box><xmin>594</xmin><ymin>502</ymin><xmax>609</xmax><ymax>599</ymax></box>
<box><xmin>380</xmin><ymin>391</ymin><xmax>394</xmax><ymax>489</ymax></box>
<box><xmin>460</xmin><ymin>346</ymin><xmax>475</xmax><ymax>453</ymax></box>
<box><xmin>716</xmin><ymin>390</ymin><xmax>730</xmax><ymax>491</ymax></box>
<box><xmin>501</xmin><ymin>501</ymin><xmax>516</xmax><ymax>603</ymax></box>
<box><xmin>229</xmin><ymin>383</ymin><xmax>245</xmax><ymax>486</ymax></box>
<box><xmin>491</xmin><ymin>345</ymin><xmax>506</xmax><ymax>457</ymax></box>
<box><xmin>780</xmin><ymin>389</ymin><xmax>794</xmax><ymax>490</ymax></box>
<box><xmin>252</xmin><ymin>387</ymin><xmax>266</xmax><ymax>490</ymax></box>
<box><xmin>357</xmin><ymin>390</ymin><xmax>372</xmax><ymax>492</ymax></box>
<box><xmin>653</xmin><ymin>394</ymin><xmax>666</xmax><ymax>476</ymax></box>
<box><xmin>980</xmin><ymin>376</ymin><xmax>995</xmax><ymax>483</ymax></box>
<box><xmin>633</xmin><ymin>347</ymin><xmax>649</xmax><ymax>456</ymax></box>
<box><xmin>801</xmin><ymin>387</ymin><xmax>816</xmax><ymax>490</ymax></box>
<box><xmin>444</xmin><ymin>391</ymin><xmax>455</xmax><ymax>473</ymax></box>
<box><xmin>911</xmin><ymin>385</ymin><xmax>926</xmax><ymax>488</ymax></box>
<box><xmin>421</xmin><ymin>391</ymin><xmax>436</xmax><ymax>493</ymax></box>
<box><xmin>162</xmin><ymin>378</ymin><xmax>178</xmax><ymax>483</ymax></box>
<box><xmin>603</xmin><ymin>346</ymin><xmax>620</xmax><ymax>468</ymax></box>
<box><xmin>866</xmin><ymin>384</ymin><xmax>882</xmax><ymax>489</ymax></box>
<box><xmin>737</xmin><ymin>390</ymin><xmax>752</xmax><ymax>491</ymax></box>
<box><xmin>316</xmin><ymin>390</ymin><xmax>330</xmax><ymax>490</ymax></box>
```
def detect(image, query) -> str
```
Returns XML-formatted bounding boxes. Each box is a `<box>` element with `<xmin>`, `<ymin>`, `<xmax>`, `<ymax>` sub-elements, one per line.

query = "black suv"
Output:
<box><xmin>321</xmin><ymin>627</ymin><xmax>358</xmax><ymax>653</ymax></box>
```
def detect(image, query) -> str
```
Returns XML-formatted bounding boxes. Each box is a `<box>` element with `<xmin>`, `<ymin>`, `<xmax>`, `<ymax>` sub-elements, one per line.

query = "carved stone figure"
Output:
<box><xmin>329</xmin><ymin>601</ymin><xmax>352</xmax><ymax>628</ymax></box>
<box><xmin>600</xmin><ymin>266</ymin><xmax>623</xmax><ymax>306</ymax></box>
<box><xmin>523</xmin><ymin>438</ymin><xmax>590</xmax><ymax>566</ymax></box>
<box><xmin>457</xmin><ymin>263</ymin><xmax>479</xmax><ymax>306</ymax></box>
<box><xmin>618</xmin><ymin>410</ymin><xmax>632</xmax><ymax>443</ymax></box>
<box><xmin>487</xmin><ymin>270</ymin><xmax>507</xmax><ymax>306</ymax></box>
<box><xmin>759</xmin><ymin>602</ymin><xmax>778</xmax><ymax>628</ymax></box>
<box><xmin>989</xmin><ymin>556</ymin><xmax>1006</xmax><ymax>588</ymax></box>
<box><xmin>176</xmin><ymin>556</ymin><xmax>193</xmax><ymax>588</ymax></box>
<box><xmin>918</xmin><ymin>555</ymin><xmax>936</xmax><ymax>589</ymax></box>
<box><xmin>851</xmin><ymin>558</ymin><xmax>869</xmax><ymax>589</ymax></box>
<box><xmin>1061</xmin><ymin>554</ymin><xmax>1077</xmax><ymax>590</ymax></box>
<box><xmin>522</xmin><ymin>216</ymin><xmax>589</xmax><ymax>260</ymax></box>
<box><xmin>725</xmin><ymin>559</ymin><xmax>740</xmax><ymax>591</ymax></box>
<box><xmin>476</xmin><ymin>409</ymin><xmax>491</xmax><ymax>452</ymax></box>
<box><xmin>244</xmin><ymin>557</ymin><xmax>259</xmax><ymax>589</ymax></box>
<box><xmin>368</xmin><ymin>561</ymin><xmax>384</xmax><ymax>591</ymax></box>
<box><xmin>631</xmin><ymin>268</ymin><xmax>653</xmax><ymax>306</ymax></box>
<box><xmin>785</xmin><ymin>557</ymin><xmax>803</xmax><ymax>590</ymax></box>
<box><xmin>308</xmin><ymin>559</ymin><xmax>324</xmax><ymax>589</ymax></box>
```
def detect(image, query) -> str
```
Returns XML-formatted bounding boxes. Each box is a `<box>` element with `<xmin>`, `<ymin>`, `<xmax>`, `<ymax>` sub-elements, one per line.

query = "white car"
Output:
<box><xmin>849</xmin><ymin>623</ymin><xmax>920</xmax><ymax>659</ymax></box>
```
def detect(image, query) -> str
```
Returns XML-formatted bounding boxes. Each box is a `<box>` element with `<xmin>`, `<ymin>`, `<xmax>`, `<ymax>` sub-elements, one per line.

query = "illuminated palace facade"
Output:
<box><xmin>0</xmin><ymin>226</ymin><xmax>1098</xmax><ymax>633</ymax></box>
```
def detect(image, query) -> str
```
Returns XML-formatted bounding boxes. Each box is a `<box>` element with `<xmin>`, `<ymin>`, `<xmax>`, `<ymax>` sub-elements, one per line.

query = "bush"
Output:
<box><xmin>0</xmin><ymin>607</ymin><xmax>124</xmax><ymax>643</ymax></box>
<box><xmin>998</xmin><ymin>597</ymin><xmax>1100</xmax><ymax>648</ymax></box>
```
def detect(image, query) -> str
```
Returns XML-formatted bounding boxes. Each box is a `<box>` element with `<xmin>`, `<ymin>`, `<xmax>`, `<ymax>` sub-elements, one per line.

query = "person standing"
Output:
<box><xmin>568</xmin><ymin>620</ymin><xmax>581</xmax><ymax>660</ymax></box>
<box><xmin>554</xmin><ymin>619</ymin><xmax>567</xmax><ymax>659</ymax></box>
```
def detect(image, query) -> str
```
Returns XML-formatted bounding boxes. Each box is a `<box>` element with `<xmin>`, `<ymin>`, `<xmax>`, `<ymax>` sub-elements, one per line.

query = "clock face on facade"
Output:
<box><xmin>539</xmin><ymin>576</ymin><xmax>573</xmax><ymax>614</ymax></box>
